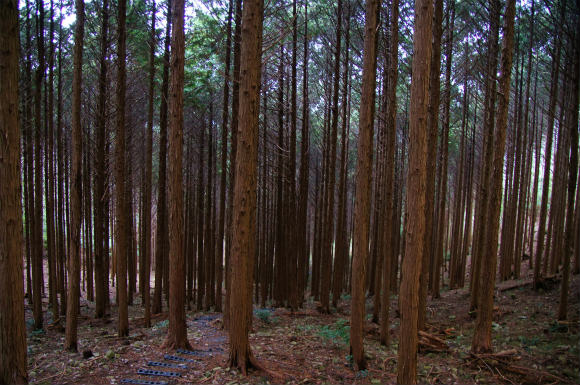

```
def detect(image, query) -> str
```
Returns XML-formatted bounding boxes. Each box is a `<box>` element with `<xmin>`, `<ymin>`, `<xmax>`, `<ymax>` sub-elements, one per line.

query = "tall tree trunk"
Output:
<box><xmin>227</xmin><ymin>0</ymin><xmax>264</xmax><ymax>373</ymax></box>
<box><xmin>286</xmin><ymin>0</ymin><xmax>299</xmax><ymax>311</ymax></box>
<box><xmin>142</xmin><ymin>0</ymin><xmax>155</xmax><ymax>327</ymax></box>
<box><xmin>333</xmin><ymin>1</ymin><xmax>351</xmax><ymax>309</ymax></box>
<box><xmin>418</xmin><ymin>0</ymin><xmax>443</xmax><ymax>331</ymax></box>
<box><xmin>56</xmin><ymin>11</ymin><xmax>68</xmax><ymax>316</ymax></box>
<box><xmin>217</xmin><ymin>0</ymin><xmax>233</xmax><ymax>314</ymax></box>
<box><xmin>153</xmin><ymin>0</ymin><xmax>171</xmax><ymax>314</ymax></box>
<box><xmin>469</xmin><ymin>0</ymin><xmax>500</xmax><ymax>311</ymax></box>
<box><xmin>350</xmin><ymin>0</ymin><xmax>380</xmax><ymax>371</ymax></box>
<box><xmin>115</xmin><ymin>0</ymin><xmax>129</xmax><ymax>337</ymax></box>
<box><xmin>432</xmin><ymin>0</ymin><xmax>454</xmax><ymax>298</ymax></box>
<box><xmin>0</xmin><ymin>0</ymin><xmax>28</xmax><ymax>380</ymax></box>
<box><xmin>46</xmin><ymin>0</ymin><xmax>58</xmax><ymax>317</ymax></box>
<box><xmin>320</xmin><ymin>0</ymin><xmax>343</xmax><ymax>313</ymax></box>
<box><xmin>163</xmin><ymin>0</ymin><xmax>191</xmax><ymax>349</ymax></box>
<box><xmin>224</xmin><ymin>0</ymin><xmax>242</xmax><ymax>330</ymax></box>
<box><xmin>65</xmin><ymin>0</ymin><xmax>85</xmax><ymax>351</ymax></box>
<box><xmin>297</xmin><ymin>0</ymin><xmax>310</xmax><ymax>307</ymax></box>
<box><xmin>472</xmin><ymin>0</ymin><xmax>516</xmax><ymax>354</ymax></box>
<box><xmin>397</xmin><ymin>0</ymin><xmax>433</xmax><ymax>381</ymax></box>
<box><xmin>557</xmin><ymin>14</ymin><xmax>579</xmax><ymax>320</ymax></box>
<box><xmin>533</xmin><ymin>32</ymin><xmax>561</xmax><ymax>289</ymax></box>
<box><xmin>33</xmin><ymin>0</ymin><xmax>46</xmax><ymax>331</ymax></box>
<box><xmin>196</xmin><ymin>115</ymin><xmax>206</xmax><ymax>310</ymax></box>
<box><xmin>380</xmin><ymin>0</ymin><xmax>398</xmax><ymax>346</ymax></box>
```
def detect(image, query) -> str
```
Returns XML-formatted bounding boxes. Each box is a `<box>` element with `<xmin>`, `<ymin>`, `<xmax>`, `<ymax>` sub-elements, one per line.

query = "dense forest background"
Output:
<box><xmin>0</xmin><ymin>0</ymin><xmax>579</xmax><ymax>383</ymax></box>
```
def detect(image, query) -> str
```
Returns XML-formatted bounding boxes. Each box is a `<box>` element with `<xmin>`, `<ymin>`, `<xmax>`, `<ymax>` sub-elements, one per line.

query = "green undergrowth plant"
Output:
<box><xmin>317</xmin><ymin>318</ymin><xmax>350</xmax><ymax>346</ymax></box>
<box><xmin>254</xmin><ymin>308</ymin><xmax>278</xmax><ymax>325</ymax></box>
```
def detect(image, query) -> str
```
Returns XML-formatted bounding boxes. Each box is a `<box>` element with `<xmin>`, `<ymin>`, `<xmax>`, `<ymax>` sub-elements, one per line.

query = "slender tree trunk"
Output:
<box><xmin>224</xmin><ymin>0</ymin><xmax>242</xmax><ymax>330</ymax></box>
<box><xmin>115</xmin><ymin>0</ymin><xmax>129</xmax><ymax>337</ymax></box>
<box><xmin>350</xmin><ymin>0</ymin><xmax>380</xmax><ymax>371</ymax></box>
<box><xmin>0</xmin><ymin>0</ymin><xmax>28</xmax><ymax>380</ymax></box>
<box><xmin>533</xmin><ymin>32</ymin><xmax>561</xmax><ymax>288</ymax></box>
<box><xmin>558</xmin><ymin>15</ymin><xmax>579</xmax><ymax>320</ymax></box>
<box><xmin>333</xmin><ymin>1</ymin><xmax>351</xmax><ymax>308</ymax></box>
<box><xmin>380</xmin><ymin>0</ymin><xmax>398</xmax><ymax>346</ymax></box>
<box><xmin>297</xmin><ymin>0</ymin><xmax>310</xmax><ymax>307</ymax></box>
<box><xmin>472</xmin><ymin>0</ymin><xmax>516</xmax><ymax>354</ymax></box>
<box><xmin>432</xmin><ymin>0</ymin><xmax>454</xmax><ymax>298</ymax></box>
<box><xmin>142</xmin><ymin>0</ymin><xmax>155</xmax><ymax>327</ymax></box>
<box><xmin>46</xmin><ymin>0</ymin><xmax>58</xmax><ymax>317</ymax></box>
<box><xmin>196</xmin><ymin>116</ymin><xmax>206</xmax><ymax>310</ymax></box>
<box><xmin>153</xmin><ymin>0</ymin><xmax>171</xmax><ymax>314</ymax></box>
<box><xmin>217</xmin><ymin>0</ymin><xmax>233</xmax><ymax>314</ymax></box>
<box><xmin>65</xmin><ymin>0</ymin><xmax>85</xmax><ymax>351</ymax></box>
<box><xmin>33</xmin><ymin>0</ymin><xmax>46</xmax><ymax>331</ymax></box>
<box><xmin>469</xmin><ymin>0</ymin><xmax>500</xmax><ymax>311</ymax></box>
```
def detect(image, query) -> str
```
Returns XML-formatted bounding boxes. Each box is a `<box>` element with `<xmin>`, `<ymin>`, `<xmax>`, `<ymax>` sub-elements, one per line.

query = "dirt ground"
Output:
<box><xmin>26</xmin><ymin>269</ymin><xmax>579</xmax><ymax>384</ymax></box>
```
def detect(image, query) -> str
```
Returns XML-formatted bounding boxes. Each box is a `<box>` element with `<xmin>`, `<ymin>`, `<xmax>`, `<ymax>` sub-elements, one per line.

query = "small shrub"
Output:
<box><xmin>317</xmin><ymin>319</ymin><xmax>350</xmax><ymax>346</ymax></box>
<box><xmin>254</xmin><ymin>308</ymin><xmax>277</xmax><ymax>324</ymax></box>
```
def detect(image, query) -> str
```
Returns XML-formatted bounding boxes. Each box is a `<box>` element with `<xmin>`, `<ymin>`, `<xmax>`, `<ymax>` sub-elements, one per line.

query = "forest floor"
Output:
<box><xmin>26</xmin><ymin>268</ymin><xmax>579</xmax><ymax>384</ymax></box>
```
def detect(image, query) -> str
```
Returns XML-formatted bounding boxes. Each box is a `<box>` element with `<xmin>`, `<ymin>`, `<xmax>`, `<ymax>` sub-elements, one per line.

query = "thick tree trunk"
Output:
<box><xmin>163</xmin><ymin>0</ymin><xmax>191</xmax><ymax>349</ymax></box>
<box><xmin>397</xmin><ymin>0</ymin><xmax>433</xmax><ymax>381</ymax></box>
<box><xmin>0</xmin><ymin>0</ymin><xmax>28</xmax><ymax>380</ymax></box>
<box><xmin>418</xmin><ymin>0</ymin><xmax>443</xmax><ymax>331</ymax></box>
<box><xmin>350</xmin><ymin>0</ymin><xmax>380</xmax><ymax>371</ymax></box>
<box><xmin>228</xmin><ymin>0</ymin><xmax>264</xmax><ymax>374</ymax></box>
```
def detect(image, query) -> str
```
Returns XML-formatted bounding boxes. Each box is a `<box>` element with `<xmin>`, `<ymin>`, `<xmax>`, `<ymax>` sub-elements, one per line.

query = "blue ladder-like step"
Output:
<box><xmin>120</xmin><ymin>379</ymin><xmax>169</xmax><ymax>385</ymax></box>
<box><xmin>137</xmin><ymin>369</ymin><xmax>181</xmax><ymax>377</ymax></box>
<box><xmin>176</xmin><ymin>349</ymin><xmax>201</xmax><ymax>356</ymax></box>
<box><xmin>147</xmin><ymin>361</ymin><xmax>187</xmax><ymax>369</ymax></box>
<box><xmin>164</xmin><ymin>354</ymin><xmax>194</xmax><ymax>363</ymax></box>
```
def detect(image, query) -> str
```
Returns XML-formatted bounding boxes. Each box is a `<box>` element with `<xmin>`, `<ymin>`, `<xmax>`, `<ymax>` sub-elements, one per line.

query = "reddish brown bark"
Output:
<box><xmin>227</xmin><ymin>0</ymin><xmax>264</xmax><ymax>374</ymax></box>
<box><xmin>472</xmin><ymin>0</ymin><xmax>516</xmax><ymax>354</ymax></box>
<box><xmin>350</xmin><ymin>0</ymin><xmax>380</xmax><ymax>371</ymax></box>
<box><xmin>0</xmin><ymin>0</ymin><xmax>28</xmax><ymax>380</ymax></box>
<box><xmin>397</xmin><ymin>0</ymin><xmax>433</xmax><ymax>381</ymax></box>
<box><xmin>65</xmin><ymin>0</ymin><xmax>85</xmax><ymax>352</ymax></box>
